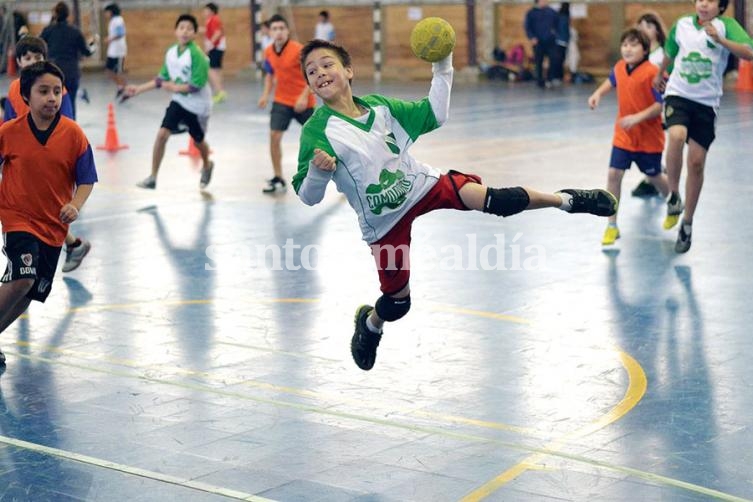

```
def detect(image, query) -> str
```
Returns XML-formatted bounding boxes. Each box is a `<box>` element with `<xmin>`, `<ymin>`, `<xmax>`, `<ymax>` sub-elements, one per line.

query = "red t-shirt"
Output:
<box><xmin>205</xmin><ymin>14</ymin><xmax>225</xmax><ymax>50</ymax></box>
<box><xmin>263</xmin><ymin>40</ymin><xmax>315</xmax><ymax>109</ymax></box>
<box><xmin>0</xmin><ymin>114</ymin><xmax>98</xmax><ymax>246</ymax></box>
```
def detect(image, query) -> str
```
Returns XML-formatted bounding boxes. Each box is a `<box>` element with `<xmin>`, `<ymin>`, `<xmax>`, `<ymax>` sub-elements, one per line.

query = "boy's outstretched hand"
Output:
<box><xmin>312</xmin><ymin>148</ymin><xmax>336</xmax><ymax>171</ymax></box>
<box><xmin>59</xmin><ymin>203</ymin><xmax>79</xmax><ymax>224</ymax></box>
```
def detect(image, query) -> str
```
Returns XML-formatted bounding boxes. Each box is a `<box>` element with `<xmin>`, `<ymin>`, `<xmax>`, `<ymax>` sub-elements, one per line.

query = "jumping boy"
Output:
<box><xmin>295</xmin><ymin>40</ymin><xmax>617</xmax><ymax>371</ymax></box>
<box><xmin>0</xmin><ymin>61</ymin><xmax>98</xmax><ymax>364</ymax></box>
<box><xmin>4</xmin><ymin>36</ymin><xmax>92</xmax><ymax>273</ymax></box>
<box><xmin>588</xmin><ymin>28</ymin><xmax>670</xmax><ymax>245</ymax></box>
<box><xmin>654</xmin><ymin>0</ymin><xmax>753</xmax><ymax>252</ymax></box>
<box><xmin>257</xmin><ymin>14</ymin><xmax>315</xmax><ymax>194</ymax></box>
<box><xmin>126</xmin><ymin>14</ymin><xmax>214</xmax><ymax>190</ymax></box>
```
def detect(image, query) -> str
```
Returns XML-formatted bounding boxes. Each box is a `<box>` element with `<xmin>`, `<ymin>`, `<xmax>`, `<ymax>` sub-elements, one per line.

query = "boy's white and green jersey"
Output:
<box><xmin>665</xmin><ymin>15</ymin><xmax>753</xmax><ymax>109</ymax></box>
<box><xmin>294</xmin><ymin>61</ymin><xmax>453</xmax><ymax>244</ymax></box>
<box><xmin>158</xmin><ymin>40</ymin><xmax>211</xmax><ymax>117</ymax></box>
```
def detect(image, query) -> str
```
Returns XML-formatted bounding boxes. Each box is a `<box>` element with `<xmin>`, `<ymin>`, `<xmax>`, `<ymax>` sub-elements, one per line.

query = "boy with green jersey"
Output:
<box><xmin>294</xmin><ymin>40</ymin><xmax>617</xmax><ymax>371</ymax></box>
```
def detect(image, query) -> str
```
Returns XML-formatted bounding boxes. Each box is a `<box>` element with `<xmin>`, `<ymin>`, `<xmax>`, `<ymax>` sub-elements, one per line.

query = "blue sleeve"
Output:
<box><xmin>263</xmin><ymin>59</ymin><xmax>274</xmax><ymax>74</ymax></box>
<box><xmin>60</xmin><ymin>94</ymin><xmax>74</xmax><ymax>119</ymax></box>
<box><xmin>524</xmin><ymin>11</ymin><xmax>534</xmax><ymax>40</ymax></box>
<box><xmin>4</xmin><ymin>99</ymin><xmax>16</xmax><ymax>121</ymax></box>
<box><xmin>75</xmin><ymin>144</ymin><xmax>98</xmax><ymax>185</ymax></box>
<box><xmin>609</xmin><ymin>69</ymin><xmax>617</xmax><ymax>87</ymax></box>
<box><xmin>652</xmin><ymin>88</ymin><xmax>663</xmax><ymax>103</ymax></box>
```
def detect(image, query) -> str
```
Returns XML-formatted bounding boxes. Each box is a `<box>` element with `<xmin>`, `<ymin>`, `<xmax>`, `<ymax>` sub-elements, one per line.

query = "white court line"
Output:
<box><xmin>0</xmin><ymin>435</ymin><xmax>276</xmax><ymax>501</ymax></box>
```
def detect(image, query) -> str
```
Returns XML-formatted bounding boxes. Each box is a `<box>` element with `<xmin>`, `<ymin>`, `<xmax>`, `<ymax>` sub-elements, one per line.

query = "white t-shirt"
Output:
<box><xmin>314</xmin><ymin>21</ymin><xmax>335</xmax><ymax>41</ymax></box>
<box><xmin>107</xmin><ymin>16</ymin><xmax>127</xmax><ymax>58</ymax></box>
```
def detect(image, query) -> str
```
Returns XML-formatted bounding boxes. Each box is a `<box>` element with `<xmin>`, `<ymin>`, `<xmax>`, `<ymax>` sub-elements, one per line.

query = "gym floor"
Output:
<box><xmin>0</xmin><ymin>72</ymin><xmax>751</xmax><ymax>501</ymax></box>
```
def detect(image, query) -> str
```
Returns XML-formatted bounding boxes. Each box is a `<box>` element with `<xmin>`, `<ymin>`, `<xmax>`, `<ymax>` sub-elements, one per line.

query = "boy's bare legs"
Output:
<box><xmin>270</xmin><ymin>130</ymin><xmax>284</xmax><ymax>179</ymax></box>
<box><xmin>458</xmin><ymin>183</ymin><xmax>562</xmax><ymax>211</ymax></box>
<box><xmin>606</xmin><ymin>168</ymin><xmax>625</xmax><ymax>226</ymax></box>
<box><xmin>209</xmin><ymin>69</ymin><xmax>224</xmax><ymax>97</ymax></box>
<box><xmin>663</xmin><ymin>126</ymin><xmax>686</xmax><ymax>229</ymax></box>
<box><xmin>647</xmin><ymin>172</ymin><xmax>670</xmax><ymax>197</ymax></box>
<box><xmin>0</xmin><ymin>280</ymin><xmax>34</xmax><ymax>336</ymax></box>
<box><xmin>682</xmin><ymin>140</ymin><xmax>707</xmax><ymax>225</ymax></box>
<box><xmin>151</xmin><ymin>128</ymin><xmax>171</xmax><ymax>177</ymax></box>
<box><xmin>196</xmin><ymin>140</ymin><xmax>214</xmax><ymax>189</ymax></box>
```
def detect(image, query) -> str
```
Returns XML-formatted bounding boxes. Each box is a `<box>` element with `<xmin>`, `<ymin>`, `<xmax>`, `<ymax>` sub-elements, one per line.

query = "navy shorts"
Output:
<box><xmin>664</xmin><ymin>95</ymin><xmax>716</xmax><ymax>150</ymax></box>
<box><xmin>609</xmin><ymin>146</ymin><xmax>663</xmax><ymax>176</ymax></box>
<box><xmin>208</xmin><ymin>49</ymin><xmax>224</xmax><ymax>69</ymax></box>
<box><xmin>1</xmin><ymin>231</ymin><xmax>62</xmax><ymax>302</ymax></box>
<box><xmin>270</xmin><ymin>102</ymin><xmax>313</xmax><ymax>132</ymax></box>
<box><xmin>105</xmin><ymin>57</ymin><xmax>125</xmax><ymax>73</ymax></box>
<box><xmin>160</xmin><ymin>101</ymin><xmax>208</xmax><ymax>143</ymax></box>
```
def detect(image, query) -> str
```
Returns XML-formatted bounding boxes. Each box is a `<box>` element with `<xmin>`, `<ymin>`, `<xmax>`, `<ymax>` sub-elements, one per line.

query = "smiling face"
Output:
<box><xmin>303</xmin><ymin>47</ymin><xmax>353</xmax><ymax>102</ymax></box>
<box><xmin>175</xmin><ymin>20</ymin><xmax>196</xmax><ymax>46</ymax></box>
<box><xmin>621</xmin><ymin>37</ymin><xmax>647</xmax><ymax>65</ymax></box>
<box><xmin>695</xmin><ymin>0</ymin><xmax>721</xmax><ymax>23</ymax></box>
<box><xmin>28</xmin><ymin>72</ymin><xmax>63</xmax><ymax>121</ymax></box>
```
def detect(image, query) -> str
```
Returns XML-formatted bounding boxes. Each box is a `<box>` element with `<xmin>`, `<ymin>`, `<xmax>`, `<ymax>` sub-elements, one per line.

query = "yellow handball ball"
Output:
<box><xmin>410</xmin><ymin>17</ymin><xmax>456</xmax><ymax>63</ymax></box>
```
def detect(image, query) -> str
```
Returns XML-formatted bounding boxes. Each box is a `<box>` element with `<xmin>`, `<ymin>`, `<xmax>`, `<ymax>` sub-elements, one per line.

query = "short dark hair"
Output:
<box><xmin>719</xmin><ymin>0</ymin><xmax>729</xmax><ymax>13</ymax></box>
<box><xmin>53</xmin><ymin>1</ymin><xmax>70</xmax><ymax>22</ymax></box>
<box><xmin>620</xmin><ymin>28</ymin><xmax>650</xmax><ymax>54</ymax></box>
<box><xmin>637</xmin><ymin>12</ymin><xmax>667</xmax><ymax>47</ymax></box>
<box><xmin>205</xmin><ymin>3</ymin><xmax>219</xmax><ymax>14</ymax></box>
<box><xmin>104</xmin><ymin>3</ymin><xmax>120</xmax><ymax>16</ymax></box>
<box><xmin>20</xmin><ymin>61</ymin><xmax>65</xmax><ymax>104</ymax></box>
<box><xmin>300</xmin><ymin>39</ymin><xmax>352</xmax><ymax>79</ymax></box>
<box><xmin>15</xmin><ymin>36</ymin><xmax>47</xmax><ymax>61</ymax></box>
<box><xmin>176</xmin><ymin>13</ymin><xmax>198</xmax><ymax>32</ymax></box>
<box><xmin>268</xmin><ymin>14</ymin><xmax>288</xmax><ymax>27</ymax></box>
<box><xmin>319</xmin><ymin>10</ymin><xmax>329</xmax><ymax>19</ymax></box>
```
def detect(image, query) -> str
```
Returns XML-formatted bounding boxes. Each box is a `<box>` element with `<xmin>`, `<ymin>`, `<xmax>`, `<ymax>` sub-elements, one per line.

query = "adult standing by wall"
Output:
<box><xmin>202</xmin><ymin>2</ymin><xmax>227</xmax><ymax>104</ymax></box>
<box><xmin>524</xmin><ymin>0</ymin><xmax>558</xmax><ymax>88</ymax></box>
<box><xmin>551</xmin><ymin>2</ymin><xmax>571</xmax><ymax>85</ymax></box>
<box><xmin>104</xmin><ymin>3</ymin><xmax>127</xmax><ymax>99</ymax></box>
<box><xmin>41</xmin><ymin>1</ymin><xmax>97</xmax><ymax>119</ymax></box>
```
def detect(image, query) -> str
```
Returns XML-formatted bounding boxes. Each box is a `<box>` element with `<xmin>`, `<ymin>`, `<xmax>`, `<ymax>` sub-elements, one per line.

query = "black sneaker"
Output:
<box><xmin>557</xmin><ymin>189</ymin><xmax>618</xmax><ymax>217</ymax></box>
<box><xmin>631</xmin><ymin>179</ymin><xmax>659</xmax><ymax>197</ymax></box>
<box><xmin>262</xmin><ymin>177</ymin><xmax>286</xmax><ymax>194</ymax></box>
<box><xmin>351</xmin><ymin>305</ymin><xmax>382</xmax><ymax>371</ymax></box>
<box><xmin>0</xmin><ymin>348</ymin><xmax>5</xmax><ymax>365</ymax></box>
<box><xmin>675</xmin><ymin>225</ymin><xmax>692</xmax><ymax>253</ymax></box>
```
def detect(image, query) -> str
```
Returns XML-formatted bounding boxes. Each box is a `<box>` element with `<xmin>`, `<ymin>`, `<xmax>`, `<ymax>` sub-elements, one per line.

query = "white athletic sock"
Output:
<box><xmin>682</xmin><ymin>222</ymin><xmax>692</xmax><ymax>234</ymax></box>
<box><xmin>557</xmin><ymin>192</ymin><xmax>573</xmax><ymax>211</ymax></box>
<box><xmin>366</xmin><ymin>316</ymin><xmax>382</xmax><ymax>334</ymax></box>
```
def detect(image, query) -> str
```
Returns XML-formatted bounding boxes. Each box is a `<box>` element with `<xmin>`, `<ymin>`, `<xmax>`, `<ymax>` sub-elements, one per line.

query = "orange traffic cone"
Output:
<box><xmin>97</xmin><ymin>103</ymin><xmax>128</xmax><ymax>151</ymax></box>
<box><xmin>736</xmin><ymin>59</ymin><xmax>753</xmax><ymax>92</ymax></box>
<box><xmin>179</xmin><ymin>137</ymin><xmax>202</xmax><ymax>157</ymax></box>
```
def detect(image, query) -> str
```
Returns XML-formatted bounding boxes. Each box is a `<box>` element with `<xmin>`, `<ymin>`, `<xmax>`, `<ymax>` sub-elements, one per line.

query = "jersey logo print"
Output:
<box><xmin>679</xmin><ymin>51</ymin><xmax>712</xmax><ymax>84</ymax></box>
<box><xmin>384</xmin><ymin>132</ymin><xmax>400</xmax><ymax>155</ymax></box>
<box><xmin>365</xmin><ymin>169</ymin><xmax>413</xmax><ymax>215</ymax></box>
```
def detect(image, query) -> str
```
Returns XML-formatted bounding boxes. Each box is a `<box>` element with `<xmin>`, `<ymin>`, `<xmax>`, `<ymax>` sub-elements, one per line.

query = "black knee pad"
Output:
<box><xmin>375</xmin><ymin>294</ymin><xmax>411</xmax><ymax>322</ymax></box>
<box><xmin>483</xmin><ymin>187</ymin><xmax>530</xmax><ymax>217</ymax></box>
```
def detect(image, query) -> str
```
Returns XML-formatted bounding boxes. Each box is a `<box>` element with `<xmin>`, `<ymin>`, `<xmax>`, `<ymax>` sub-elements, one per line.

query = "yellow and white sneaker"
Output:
<box><xmin>212</xmin><ymin>90</ymin><xmax>227</xmax><ymax>104</ymax></box>
<box><xmin>663</xmin><ymin>192</ymin><xmax>684</xmax><ymax>229</ymax></box>
<box><xmin>602</xmin><ymin>225</ymin><xmax>620</xmax><ymax>245</ymax></box>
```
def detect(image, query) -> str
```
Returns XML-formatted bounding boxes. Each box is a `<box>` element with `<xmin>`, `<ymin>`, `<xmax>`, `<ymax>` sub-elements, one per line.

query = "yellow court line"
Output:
<box><xmin>461</xmin><ymin>350</ymin><xmax>648</xmax><ymax>501</ymax></box>
<box><xmin>0</xmin><ymin>435</ymin><xmax>275</xmax><ymax>502</ymax></box>
<box><xmin>5</xmin><ymin>349</ymin><xmax>748</xmax><ymax>502</ymax></box>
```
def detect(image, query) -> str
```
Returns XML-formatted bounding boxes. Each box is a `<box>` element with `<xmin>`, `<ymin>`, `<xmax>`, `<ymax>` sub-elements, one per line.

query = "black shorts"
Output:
<box><xmin>1</xmin><ymin>231</ymin><xmax>62</xmax><ymax>303</ymax></box>
<box><xmin>105</xmin><ymin>57</ymin><xmax>125</xmax><ymax>74</ymax></box>
<box><xmin>208</xmin><ymin>49</ymin><xmax>224</xmax><ymax>69</ymax></box>
<box><xmin>664</xmin><ymin>95</ymin><xmax>716</xmax><ymax>150</ymax></box>
<box><xmin>160</xmin><ymin>101</ymin><xmax>208</xmax><ymax>143</ymax></box>
<box><xmin>270</xmin><ymin>102</ymin><xmax>314</xmax><ymax>132</ymax></box>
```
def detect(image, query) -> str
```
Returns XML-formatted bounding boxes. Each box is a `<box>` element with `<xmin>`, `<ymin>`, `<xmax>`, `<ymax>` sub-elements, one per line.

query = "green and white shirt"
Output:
<box><xmin>665</xmin><ymin>15</ymin><xmax>753</xmax><ymax>108</ymax></box>
<box><xmin>294</xmin><ymin>58</ymin><xmax>453</xmax><ymax>244</ymax></box>
<box><xmin>158</xmin><ymin>40</ymin><xmax>211</xmax><ymax>117</ymax></box>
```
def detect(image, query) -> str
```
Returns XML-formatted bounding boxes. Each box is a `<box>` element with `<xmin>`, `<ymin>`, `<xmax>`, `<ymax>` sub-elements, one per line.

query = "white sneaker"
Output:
<box><xmin>62</xmin><ymin>239</ymin><xmax>91</xmax><ymax>273</ymax></box>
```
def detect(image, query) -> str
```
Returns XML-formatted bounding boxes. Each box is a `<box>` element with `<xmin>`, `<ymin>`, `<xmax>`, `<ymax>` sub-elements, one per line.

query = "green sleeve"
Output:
<box><xmin>665</xmin><ymin>22</ymin><xmax>679</xmax><ymax>59</ymax></box>
<box><xmin>363</xmin><ymin>95</ymin><xmax>439</xmax><ymax>142</ymax></box>
<box><xmin>721</xmin><ymin>17</ymin><xmax>753</xmax><ymax>46</ymax></box>
<box><xmin>293</xmin><ymin>112</ymin><xmax>336</xmax><ymax>193</ymax></box>
<box><xmin>189</xmin><ymin>42</ymin><xmax>209</xmax><ymax>88</ymax></box>
<box><xmin>159</xmin><ymin>60</ymin><xmax>170</xmax><ymax>81</ymax></box>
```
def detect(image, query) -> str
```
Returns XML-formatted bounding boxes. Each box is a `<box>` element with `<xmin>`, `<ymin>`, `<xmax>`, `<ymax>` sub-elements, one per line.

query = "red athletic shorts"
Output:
<box><xmin>370</xmin><ymin>170</ymin><xmax>482</xmax><ymax>295</ymax></box>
